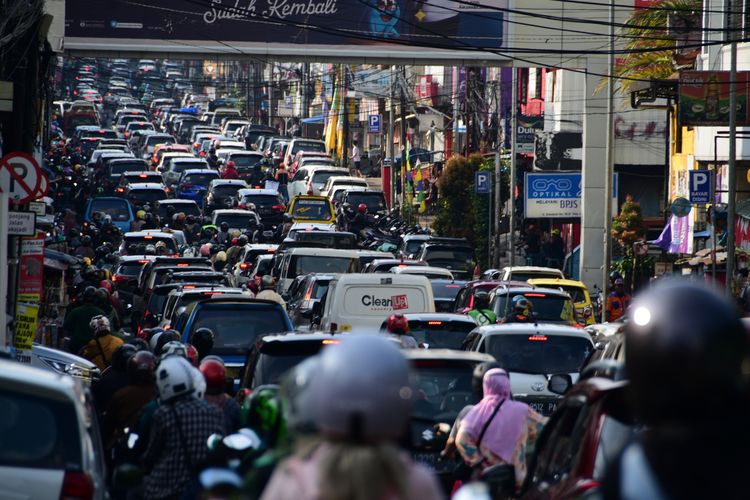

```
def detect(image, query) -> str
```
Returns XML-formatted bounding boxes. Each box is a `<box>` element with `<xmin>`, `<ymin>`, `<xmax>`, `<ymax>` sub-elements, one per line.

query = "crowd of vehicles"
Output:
<box><xmin>4</xmin><ymin>57</ymin><xmax>653</xmax><ymax>499</ymax></box>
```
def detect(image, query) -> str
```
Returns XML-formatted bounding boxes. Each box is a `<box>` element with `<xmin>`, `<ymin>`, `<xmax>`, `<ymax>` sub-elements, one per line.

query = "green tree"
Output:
<box><xmin>605</xmin><ymin>0</ymin><xmax>701</xmax><ymax>95</ymax></box>
<box><xmin>611</xmin><ymin>195</ymin><xmax>652</xmax><ymax>287</ymax></box>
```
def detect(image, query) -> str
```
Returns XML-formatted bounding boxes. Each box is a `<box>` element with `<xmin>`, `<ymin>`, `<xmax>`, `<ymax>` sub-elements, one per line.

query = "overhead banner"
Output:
<box><xmin>679</xmin><ymin>71</ymin><xmax>750</xmax><ymax>126</ymax></box>
<box><xmin>524</xmin><ymin>172</ymin><xmax>618</xmax><ymax>218</ymax></box>
<box><xmin>65</xmin><ymin>0</ymin><xmax>508</xmax><ymax>51</ymax></box>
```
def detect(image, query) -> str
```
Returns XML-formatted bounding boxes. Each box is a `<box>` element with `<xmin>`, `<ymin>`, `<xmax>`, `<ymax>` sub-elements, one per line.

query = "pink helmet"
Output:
<box><xmin>200</xmin><ymin>243</ymin><xmax>212</xmax><ymax>257</ymax></box>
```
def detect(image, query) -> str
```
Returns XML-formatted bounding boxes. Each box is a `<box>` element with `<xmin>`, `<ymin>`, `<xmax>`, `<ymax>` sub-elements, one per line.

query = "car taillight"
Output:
<box><xmin>240</xmin><ymin>263</ymin><xmax>250</xmax><ymax>270</ymax></box>
<box><xmin>238</xmin><ymin>204</ymin><xmax>247</xmax><ymax>209</ymax></box>
<box><xmin>272</xmin><ymin>204</ymin><xmax>285</xmax><ymax>211</ymax></box>
<box><xmin>112</xmin><ymin>274</ymin><xmax>127</xmax><ymax>282</ymax></box>
<box><xmin>60</xmin><ymin>470</ymin><xmax>94</xmax><ymax>500</ymax></box>
<box><xmin>115</xmin><ymin>187</ymin><xmax>124</xmax><ymax>193</ymax></box>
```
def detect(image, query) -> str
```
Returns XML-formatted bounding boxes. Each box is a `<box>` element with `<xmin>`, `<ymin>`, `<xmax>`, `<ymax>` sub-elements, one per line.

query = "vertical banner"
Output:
<box><xmin>18</xmin><ymin>231</ymin><xmax>45</xmax><ymax>304</ymax></box>
<box><xmin>14</xmin><ymin>303</ymin><xmax>38</xmax><ymax>363</ymax></box>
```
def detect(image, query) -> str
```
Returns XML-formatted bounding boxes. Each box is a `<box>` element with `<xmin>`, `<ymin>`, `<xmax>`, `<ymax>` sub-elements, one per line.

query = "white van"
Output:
<box><xmin>275</xmin><ymin>247</ymin><xmax>361</xmax><ymax>293</ymax></box>
<box><xmin>320</xmin><ymin>274</ymin><xmax>435</xmax><ymax>333</ymax></box>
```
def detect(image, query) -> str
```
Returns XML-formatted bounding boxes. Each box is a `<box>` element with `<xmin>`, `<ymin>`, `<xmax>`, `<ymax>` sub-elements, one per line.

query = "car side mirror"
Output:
<box><xmin>547</xmin><ymin>373</ymin><xmax>573</xmax><ymax>395</ymax></box>
<box><xmin>311</xmin><ymin>300</ymin><xmax>322</xmax><ymax>317</ymax></box>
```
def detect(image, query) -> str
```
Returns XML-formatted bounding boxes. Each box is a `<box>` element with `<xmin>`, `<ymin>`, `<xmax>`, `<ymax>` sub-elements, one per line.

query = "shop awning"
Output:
<box><xmin>44</xmin><ymin>249</ymin><xmax>77</xmax><ymax>271</ymax></box>
<box><xmin>301</xmin><ymin>115</ymin><xmax>325</xmax><ymax>124</ymax></box>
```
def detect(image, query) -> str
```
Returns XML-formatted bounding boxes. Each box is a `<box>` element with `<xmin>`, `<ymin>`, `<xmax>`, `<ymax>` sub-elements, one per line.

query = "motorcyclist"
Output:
<box><xmin>100</xmin><ymin>214</ymin><xmax>122</xmax><ymax>246</ymax></box>
<box><xmin>350</xmin><ymin>203</ymin><xmax>369</xmax><ymax>237</ymax></box>
<box><xmin>191</xmin><ymin>327</ymin><xmax>215</xmax><ymax>361</ymax></box>
<box><xmin>468</xmin><ymin>291</ymin><xmax>497</xmax><ymax>326</ymax></box>
<box><xmin>95</xmin><ymin>287</ymin><xmax>121</xmax><ymax>333</ymax></box>
<box><xmin>384</xmin><ymin>313</ymin><xmax>419</xmax><ymax>348</ymax></box>
<box><xmin>455</xmin><ymin>368</ymin><xmax>546</xmax><ymax>489</ymax></box>
<box><xmin>502</xmin><ymin>296</ymin><xmax>533</xmax><ymax>324</ymax></box>
<box><xmin>92</xmin><ymin>343</ymin><xmax>137</xmax><ymax>416</ymax></box>
<box><xmin>64</xmin><ymin>286</ymin><xmax>106</xmax><ymax>354</ymax></box>
<box><xmin>606</xmin><ymin>278</ymin><xmax>631</xmax><ymax>322</ymax></box>
<box><xmin>255</xmin><ymin>275</ymin><xmax>286</xmax><ymax>309</ymax></box>
<box><xmin>603</xmin><ymin>281</ymin><xmax>750</xmax><ymax>499</ymax></box>
<box><xmin>142</xmin><ymin>356</ymin><xmax>225</xmax><ymax>499</ymax></box>
<box><xmin>275</xmin><ymin>213</ymin><xmax>294</xmax><ymax>241</ymax></box>
<box><xmin>79</xmin><ymin>315</ymin><xmax>125</xmax><ymax>371</ymax></box>
<box><xmin>154</xmin><ymin>240</ymin><xmax>169</xmax><ymax>256</ymax></box>
<box><xmin>260</xmin><ymin>335</ymin><xmax>443</xmax><ymax>499</ymax></box>
<box><xmin>102</xmin><ymin>350</ymin><xmax>157</xmax><ymax>450</ymax></box>
<box><xmin>222</xmin><ymin>160</ymin><xmax>240</xmax><ymax>179</ymax></box>
<box><xmin>75</xmin><ymin>234</ymin><xmax>96</xmax><ymax>259</ymax></box>
<box><xmin>184</xmin><ymin>215</ymin><xmax>201</xmax><ymax>244</ymax></box>
<box><xmin>131</xmin><ymin>210</ymin><xmax>147</xmax><ymax>232</ymax></box>
<box><xmin>226</xmin><ymin>235</ymin><xmax>246</xmax><ymax>268</ymax></box>
<box><xmin>216</xmin><ymin>221</ymin><xmax>231</xmax><ymax>246</ymax></box>
<box><xmin>200</xmin><ymin>358</ymin><xmax>241</xmax><ymax>433</ymax></box>
<box><xmin>253</xmin><ymin>223</ymin><xmax>272</xmax><ymax>244</ymax></box>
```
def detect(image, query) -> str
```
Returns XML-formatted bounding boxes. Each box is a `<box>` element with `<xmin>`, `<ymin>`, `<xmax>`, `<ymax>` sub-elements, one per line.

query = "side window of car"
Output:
<box><xmin>293</xmin><ymin>169</ymin><xmax>307</xmax><ymax>182</ymax></box>
<box><xmin>530</xmin><ymin>397</ymin><xmax>589</xmax><ymax>484</ymax></box>
<box><xmin>454</xmin><ymin>289</ymin><xmax>468</xmax><ymax>311</ymax></box>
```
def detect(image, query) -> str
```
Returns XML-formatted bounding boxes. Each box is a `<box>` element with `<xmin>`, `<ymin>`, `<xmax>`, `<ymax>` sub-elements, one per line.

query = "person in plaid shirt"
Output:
<box><xmin>142</xmin><ymin>356</ymin><xmax>225</xmax><ymax>500</ymax></box>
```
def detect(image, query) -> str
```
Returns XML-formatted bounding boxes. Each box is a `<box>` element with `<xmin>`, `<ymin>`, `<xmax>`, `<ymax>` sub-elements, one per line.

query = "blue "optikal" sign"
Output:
<box><xmin>525</xmin><ymin>172</ymin><xmax>618</xmax><ymax>218</ymax></box>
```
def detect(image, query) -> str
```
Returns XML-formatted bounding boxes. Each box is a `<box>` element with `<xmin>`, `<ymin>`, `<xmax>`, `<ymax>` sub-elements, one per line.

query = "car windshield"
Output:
<box><xmin>411</xmin><ymin>359</ymin><xmax>479</xmax><ymax>423</ymax></box>
<box><xmin>111</xmin><ymin>162</ymin><xmax>148</xmax><ymax>176</ymax></box>
<box><xmin>292</xmin><ymin>199</ymin><xmax>331</xmax><ymax>220</ymax></box>
<box><xmin>511</xmin><ymin>272</ymin><xmax>562</xmax><ymax>282</ymax></box>
<box><xmin>405</xmin><ymin>240</ymin><xmax>427</xmax><ymax>255</ymax></box>
<box><xmin>183</xmin><ymin>174</ymin><xmax>218</xmax><ymax>186</ymax></box>
<box><xmin>157</xmin><ymin>203</ymin><xmax>200</xmax><ymax>218</ymax></box>
<box><xmin>191</xmin><ymin>304</ymin><xmax>289</xmax><ymax>354</ymax></box>
<box><xmin>251</xmin><ymin>340</ymin><xmax>328</xmax><ymax>387</ymax></box>
<box><xmin>291</xmin><ymin>141</ymin><xmax>326</xmax><ymax>154</ymax></box>
<box><xmin>214</xmin><ymin>213</ymin><xmax>256</xmax><ymax>229</ymax></box>
<box><xmin>483</xmin><ymin>334</ymin><xmax>593</xmax><ymax>374</ymax></box>
<box><xmin>0</xmin><ymin>387</ymin><xmax>82</xmax><ymax>469</ymax></box>
<box><xmin>242</xmin><ymin>195</ymin><xmax>280</xmax><ymax>208</ymax></box>
<box><xmin>409</xmin><ymin>321</ymin><xmax>476</xmax><ymax>350</ymax></box>
<box><xmin>424</xmin><ymin>247</ymin><xmax>474</xmax><ymax>264</ymax></box>
<box><xmin>90</xmin><ymin>199</ymin><xmax>131</xmax><ymax>221</ymax></box>
<box><xmin>431</xmin><ymin>282</ymin><xmax>464</xmax><ymax>300</ymax></box>
<box><xmin>116</xmin><ymin>261</ymin><xmax>149</xmax><ymax>277</ymax></box>
<box><xmin>293</xmin><ymin>232</ymin><xmax>357</xmax><ymax>248</ymax></box>
<box><xmin>147</xmin><ymin>136</ymin><xmax>174</xmax><ymax>146</ymax></box>
<box><xmin>172</xmin><ymin>161</ymin><xmax>205</xmax><ymax>172</ymax></box>
<box><xmin>493</xmin><ymin>292</ymin><xmax>576</xmax><ymax>323</ymax></box>
<box><xmin>231</xmin><ymin>155</ymin><xmax>262</xmax><ymax>167</ymax></box>
<box><xmin>214</xmin><ymin>185</ymin><xmax>244</xmax><ymax>196</ymax></box>
<box><xmin>254</xmin><ymin>257</ymin><xmax>273</xmax><ymax>276</ymax></box>
<box><xmin>129</xmin><ymin>189</ymin><xmax>167</xmax><ymax>204</ymax></box>
<box><xmin>289</xmin><ymin>255</ymin><xmax>357</xmax><ymax>276</ymax></box>
<box><xmin>125</xmin><ymin>236</ymin><xmax>177</xmax><ymax>254</ymax></box>
<box><xmin>346</xmin><ymin>192</ymin><xmax>387</xmax><ymax>211</ymax></box>
<box><xmin>311</xmin><ymin>171</ymin><xmax>344</xmax><ymax>186</ymax></box>
<box><xmin>124</xmin><ymin>174</ymin><xmax>159</xmax><ymax>184</ymax></box>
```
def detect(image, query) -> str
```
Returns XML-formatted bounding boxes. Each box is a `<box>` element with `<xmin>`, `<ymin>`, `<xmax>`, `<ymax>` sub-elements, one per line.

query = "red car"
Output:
<box><xmin>520</xmin><ymin>366</ymin><xmax>636</xmax><ymax>499</ymax></box>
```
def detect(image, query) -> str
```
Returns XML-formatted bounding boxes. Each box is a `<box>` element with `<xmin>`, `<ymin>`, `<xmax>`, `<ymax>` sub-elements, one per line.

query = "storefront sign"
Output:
<box><xmin>679</xmin><ymin>71</ymin><xmax>750</xmax><ymax>126</ymax></box>
<box><xmin>517</xmin><ymin>114</ymin><xmax>543</xmax><ymax>154</ymax></box>
<box><xmin>524</xmin><ymin>172</ymin><xmax>617</xmax><ymax>218</ymax></box>
<box><xmin>18</xmin><ymin>231</ymin><xmax>45</xmax><ymax>303</ymax></box>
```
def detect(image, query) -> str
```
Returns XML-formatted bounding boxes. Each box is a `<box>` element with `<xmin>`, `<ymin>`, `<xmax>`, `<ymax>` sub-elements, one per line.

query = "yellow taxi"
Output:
<box><xmin>287</xmin><ymin>195</ymin><xmax>337</xmax><ymax>225</ymax></box>
<box><xmin>527</xmin><ymin>278</ymin><xmax>595</xmax><ymax>325</ymax></box>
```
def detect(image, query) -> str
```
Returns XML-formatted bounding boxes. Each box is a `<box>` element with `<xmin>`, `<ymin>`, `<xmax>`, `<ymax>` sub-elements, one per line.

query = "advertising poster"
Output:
<box><xmin>14</xmin><ymin>303</ymin><xmax>38</xmax><ymax>364</ymax></box>
<box><xmin>65</xmin><ymin>0</ymin><xmax>508</xmax><ymax>50</ymax></box>
<box><xmin>18</xmin><ymin>231</ymin><xmax>45</xmax><ymax>304</ymax></box>
<box><xmin>679</xmin><ymin>71</ymin><xmax>750</xmax><ymax>126</ymax></box>
<box><xmin>517</xmin><ymin>114</ymin><xmax>544</xmax><ymax>154</ymax></box>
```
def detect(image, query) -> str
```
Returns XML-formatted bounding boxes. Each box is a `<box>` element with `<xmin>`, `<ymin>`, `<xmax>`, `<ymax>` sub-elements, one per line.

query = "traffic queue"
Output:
<box><xmin>1</xmin><ymin>57</ymin><xmax>744</xmax><ymax>500</ymax></box>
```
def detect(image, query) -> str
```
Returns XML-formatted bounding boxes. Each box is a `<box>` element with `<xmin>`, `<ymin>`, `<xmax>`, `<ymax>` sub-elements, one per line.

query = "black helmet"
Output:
<box><xmin>237</xmin><ymin>234</ymin><xmax>249</xmax><ymax>246</ymax></box>
<box><xmin>127</xmin><ymin>338</ymin><xmax>149</xmax><ymax>352</ymax></box>
<box><xmin>472</xmin><ymin>360</ymin><xmax>502</xmax><ymax>399</ymax></box>
<box><xmin>474</xmin><ymin>290</ymin><xmax>490</xmax><ymax>309</ymax></box>
<box><xmin>82</xmin><ymin>286</ymin><xmax>97</xmax><ymax>301</ymax></box>
<box><xmin>155</xmin><ymin>331</ymin><xmax>181</xmax><ymax>354</ymax></box>
<box><xmin>112</xmin><ymin>344</ymin><xmax>138</xmax><ymax>373</ymax></box>
<box><xmin>220</xmin><ymin>222</ymin><xmax>229</xmax><ymax>232</ymax></box>
<box><xmin>256</xmin><ymin>223</ymin><xmax>265</xmax><ymax>232</ymax></box>
<box><xmin>81</xmin><ymin>235</ymin><xmax>92</xmax><ymax>246</ymax></box>
<box><xmin>127</xmin><ymin>350</ymin><xmax>157</xmax><ymax>385</ymax></box>
<box><xmin>191</xmin><ymin>328</ymin><xmax>215</xmax><ymax>360</ymax></box>
<box><xmin>609</xmin><ymin>270</ymin><xmax>622</xmax><ymax>282</ymax></box>
<box><xmin>625</xmin><ymin>281</ymin><xmax>749</xmax><ymax>425</ymax></box>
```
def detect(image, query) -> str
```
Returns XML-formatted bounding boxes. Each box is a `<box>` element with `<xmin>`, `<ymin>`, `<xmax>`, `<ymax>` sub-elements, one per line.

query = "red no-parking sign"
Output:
<box><xmin>0</xmin><ymin>152</ymin><xmax>43</xmax><ymax>204</ymax></box>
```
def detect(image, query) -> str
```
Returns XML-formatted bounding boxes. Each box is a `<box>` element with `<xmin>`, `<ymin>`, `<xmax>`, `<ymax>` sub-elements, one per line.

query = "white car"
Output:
<box><xmin>494</xmin><ymin>266</ymin><xmax>565</xmax><ymax>282</ymax></box>
<box><xmin>389</xmin><ymin>265</ymin><xmax>455</xmax><ymax>280</ymax></box>
<box><xmin>289</xmin><ymin>166</ymin><xmax>348</xmax><ymax>198</ymax></box>
<box><xmin>0</xmin><ymin>358</ymin><xmax>107</xmax><ymax>498</ymax></box>
<box><xmin>320</xmin><ymin>175</ymin><xmax>369</xmax><ymax>199</ymax></box>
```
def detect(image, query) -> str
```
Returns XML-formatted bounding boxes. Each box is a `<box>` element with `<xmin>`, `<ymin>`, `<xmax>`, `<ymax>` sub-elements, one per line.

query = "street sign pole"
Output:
<box><xmin>0</xmin><ymin>191</ymin><xmax>8</xmax><ymax>349</ymax></box>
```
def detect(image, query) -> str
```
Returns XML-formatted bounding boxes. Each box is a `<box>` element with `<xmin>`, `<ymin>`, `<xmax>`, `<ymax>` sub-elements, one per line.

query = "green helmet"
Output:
<box><xmin>240</xmin><ymin>385</ymin><xmax>287</xmax><ymax>449</ymax></box>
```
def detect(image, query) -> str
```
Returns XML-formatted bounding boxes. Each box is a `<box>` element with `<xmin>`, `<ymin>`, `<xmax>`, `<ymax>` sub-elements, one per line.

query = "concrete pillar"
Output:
<box><xmin>579</xmin><ymin>57</ymin><xmax>609</xmax><ymax>291</ymax></box>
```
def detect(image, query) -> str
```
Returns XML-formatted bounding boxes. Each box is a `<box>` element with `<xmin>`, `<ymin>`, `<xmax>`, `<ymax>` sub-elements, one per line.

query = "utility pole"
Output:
<box><xmin>301</xmin><ymin>62</ymin><xmax>310</xmax><ymax>119</ymax></box>
<box><xmin>245</xmin><ymin>62</ymin><xmax>251</xmax><ymax>119</ymax></box>
<box><xmin>602</xmin><ymin>0</ymin><xmax>616</xmax><ymax>301</ymax></box>
<box><xmin>400</xmin><ymin>66</ymin><xmax>408</xmax><ymax>210</ymax></box>
<box><xmin>509</xmin><ymin>68</ymin><xmax>518</xmax><ymax>266</ymax></box>
<box><xmin>267</xmin><ymin>64</ymin><xmax>275</xmax><ymax>128</ymax></box>
<box><xmin>494</xmin><ymin>80</ymin><xmax>503</xmax><ymax>267</ymax></box>
<box><xmin>727</xmin><ymin>0</ymin><xmax>738</xmax><ymax>295</ymax></box>
<box><xmin>389</xmin><ymin>66</ymin><xmax>396</xmax><ymax>207</ymax></box>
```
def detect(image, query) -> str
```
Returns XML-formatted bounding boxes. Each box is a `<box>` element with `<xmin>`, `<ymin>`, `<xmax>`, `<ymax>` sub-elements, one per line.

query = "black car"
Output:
<box><xmin>285</xmin><ymin>273</ymin><xmax>337</xmax><ymax>329</ymax></box>
<box><xmin>430</xmin><ymin>279</ymin><xmax>466</xmax><ymax>312</ymax></box>
<box><xmin>415</xmin><ymin>242</ymin><xmax>476</xmax><ymax>280</ymax></box>
<box><xmin>205</xmin><ymin>179</ymin><xmax>249</xmax><ymax>213</ymax></box>
<box><xmin>235</xmin><ymin>188</ymin><xmax>286</xmax><ymax>227</ymax></box>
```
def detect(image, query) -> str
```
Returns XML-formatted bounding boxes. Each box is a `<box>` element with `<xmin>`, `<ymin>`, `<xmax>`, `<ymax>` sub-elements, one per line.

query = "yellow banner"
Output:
<box><xmin>14</xmin><ymin>302</ymin><xmax>39</xmax><ymax>351</ymax></box>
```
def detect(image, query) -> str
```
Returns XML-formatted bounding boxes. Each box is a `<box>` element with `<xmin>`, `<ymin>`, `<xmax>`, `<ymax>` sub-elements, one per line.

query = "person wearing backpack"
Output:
<box><xmin>468</xmin><ymin>291</ymin><xmax>497</xmax><ymax>326</ymax></box>
<box><xmin>80</xmin><ymin>315</ymin><xmax>124</xmax><ymax>371</ymax></box>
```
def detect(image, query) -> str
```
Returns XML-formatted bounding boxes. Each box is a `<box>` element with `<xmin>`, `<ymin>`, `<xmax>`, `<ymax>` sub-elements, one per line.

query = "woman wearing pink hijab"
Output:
<box><xmin>455</xmin><ymin>368</ymin><xmax>546</xmax><ymax>488</ymax></box>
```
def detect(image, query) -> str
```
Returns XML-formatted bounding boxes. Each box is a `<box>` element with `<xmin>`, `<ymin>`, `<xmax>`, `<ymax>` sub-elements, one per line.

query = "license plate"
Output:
<box><xmin>529</xmin><ymin>401</ymin><xmax>558</xmax><ymax>415</ymax></box>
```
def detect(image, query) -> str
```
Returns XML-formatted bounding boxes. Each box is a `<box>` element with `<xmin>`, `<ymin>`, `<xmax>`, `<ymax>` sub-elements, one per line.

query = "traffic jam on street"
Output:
<box><xmin>3</xmin><ymin>0</ymin><xmax>750</xmax><ymax>497</ymax></box>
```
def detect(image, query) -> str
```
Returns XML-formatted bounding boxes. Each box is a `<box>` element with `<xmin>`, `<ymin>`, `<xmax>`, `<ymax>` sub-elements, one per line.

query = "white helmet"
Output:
<box><xmin>89</xmin><ymin>315</ymin><xmax>111</xmax><ymax>336</ymax></box>
<box><xmin>149</xmin><ymin>332</ymin><xmax>164</xmax><ymax>352</ymax></box>
<box><xmin>309</xmin><ymin>335</ymin><xmax>414</xmax><ymax>442</ymax></box>
<box><xmin>192</xmin><ymin>365</ymin><xmax>206</xmax><ymax>399</ymax></box>
<box><xmin>160</xmin><ymin>341</ymin><xmax>187</xmax><ymax>360</ymax></box>
<box><xmin>156</xmin><ymin>356</ymin><xmax>195</xmax><ymax>402</ymax></box>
